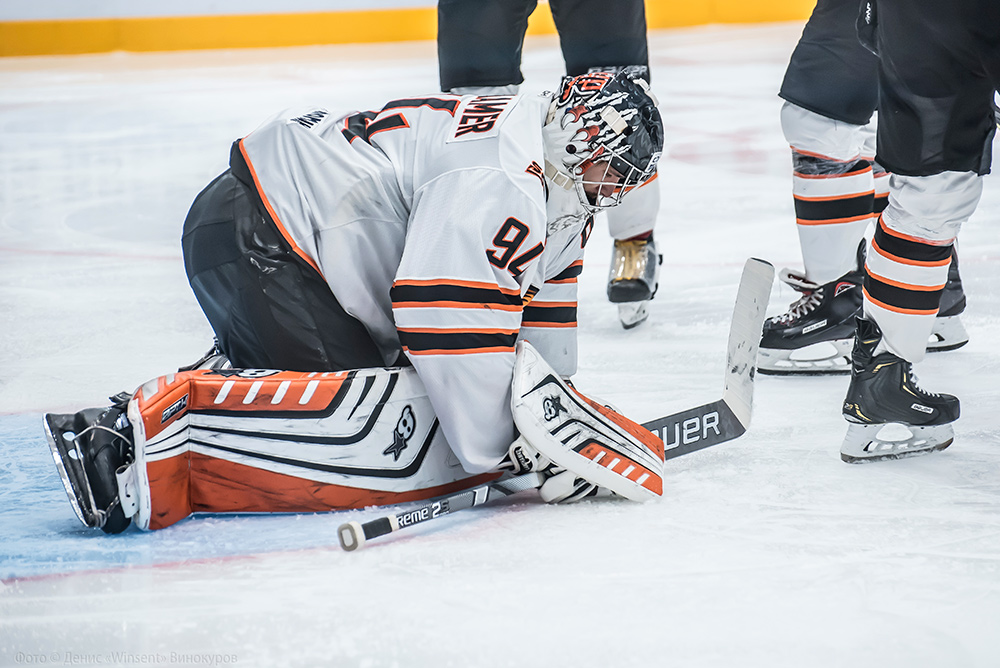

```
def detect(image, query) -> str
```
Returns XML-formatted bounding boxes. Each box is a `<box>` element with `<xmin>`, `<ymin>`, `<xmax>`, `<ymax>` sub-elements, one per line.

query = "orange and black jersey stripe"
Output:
<box><xmin>392</xmin><ymin>279</ymin><xmax>523</xmax><ymax>355</ymax></box>
<box><xmin>521</xmin><ymin>262</ymin><xmax>582</xmax><ymax>328</ymax></box>
<box><xmin>397</xmin><ymin>327</ymin><xmax>519</xmax><ymax>355</ymax></box>
<box><xmin>522</xmin><ymin>302</ymin><xmax>577</xmax><ymax>328</ymax></box>
<box><xmin>521</xmin><ymin>261</ymin><xmax>581</xmax><ymax>307</ymax></box>
<box><xmin>390</xmin><ymin>279</ymin><xmax>522</xmax><ymax>311</ymax></box>
<box><xmin>546</xmin><ymin>261</ymin><xmax>583</xmax><ymax>284</ymax></box>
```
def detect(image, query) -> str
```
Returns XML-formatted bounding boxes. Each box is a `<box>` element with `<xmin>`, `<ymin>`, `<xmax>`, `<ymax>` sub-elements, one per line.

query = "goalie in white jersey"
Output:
<box><xmin>44</xmin><ymin>71</ymin><xmax>668</xmax><ymax>533</ymax></box>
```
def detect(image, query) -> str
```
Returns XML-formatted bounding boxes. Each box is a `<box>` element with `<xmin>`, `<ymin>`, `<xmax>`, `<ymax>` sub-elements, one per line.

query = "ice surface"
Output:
<box><xmin>1</xmin><ymin>23</ymin><xmax>999</xmax><ymax>668</ymax></box>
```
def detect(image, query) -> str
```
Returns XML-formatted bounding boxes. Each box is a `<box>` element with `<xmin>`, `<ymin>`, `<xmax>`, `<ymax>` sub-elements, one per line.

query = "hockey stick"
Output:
<box><xmin>338</xmin><ymin>258</ymin><xmax>774</xmax><ymax>551</ymax></box>
<box><xmin>338</xmin><ymin>472</ymin><xmax>545</xmax><ymax>551</ymax></box>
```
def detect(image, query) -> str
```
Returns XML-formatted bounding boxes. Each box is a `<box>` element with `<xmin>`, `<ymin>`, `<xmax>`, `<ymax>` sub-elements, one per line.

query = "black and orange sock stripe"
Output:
<box><xmin>864</xmin><ymin>218</ymin><xmax>952</xmax><ymax>315</ymax></box>
<box><xmin>792</xmin><ymin>150</ymin><xmax>875</xmax><ymax>227</ymax></box>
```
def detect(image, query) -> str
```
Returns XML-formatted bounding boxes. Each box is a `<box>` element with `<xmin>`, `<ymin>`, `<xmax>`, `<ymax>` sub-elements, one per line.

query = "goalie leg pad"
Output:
<box><xmin>510</xmin><ymin>341</ymin><xmax>664</xmax><ymax>502</ymax></box>
<box><xmin>125</xmin><ymin>365</ymin><xmax>492</xmax><ymax>530</ymax></box>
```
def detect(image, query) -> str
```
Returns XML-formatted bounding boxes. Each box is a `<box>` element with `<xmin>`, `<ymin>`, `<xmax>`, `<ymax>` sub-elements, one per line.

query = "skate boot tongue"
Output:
<box><xmin>775</xmin><ymin>267</ymin><xmax>818</xmax><ymax>293</ymax></box>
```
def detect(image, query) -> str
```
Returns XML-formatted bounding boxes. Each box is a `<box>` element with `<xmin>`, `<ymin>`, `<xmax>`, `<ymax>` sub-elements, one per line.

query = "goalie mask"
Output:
<box><xmin>543</xmin><ymin>69</ymin><xmax>663</xmax><ymax>212</ymax></box>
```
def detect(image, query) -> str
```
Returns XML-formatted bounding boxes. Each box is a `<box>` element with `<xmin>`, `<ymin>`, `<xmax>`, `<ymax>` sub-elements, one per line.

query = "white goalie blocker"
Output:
<box><xmin>510</xmin><ymin>341</ymin><xmax>665</xmax><ymax>502</ymax></box>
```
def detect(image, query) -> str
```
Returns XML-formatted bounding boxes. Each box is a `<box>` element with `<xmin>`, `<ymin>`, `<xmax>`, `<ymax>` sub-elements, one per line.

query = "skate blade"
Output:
<box><xmin>758</xmin><ymin>339</ymin><xmax>852</xmax><ymax>376</ymax></box>
<box><xmin>840</xmin><ymin>422</ymin><xmax>954</xmax><ymax>463</ymax></box>
<box><xmin>617</xmin><ymin>301</ymin><xmax>649</xmax><ymax>329</ymax></box>
<box><xmin>927</xmin><ymin>315</ymin><xmax>970</xmax><ymax>353</ymax></box>
<box><xmin>43</xmin><ymin>413</ymin><xmax>102</xmax><ymax>528</ymax></box>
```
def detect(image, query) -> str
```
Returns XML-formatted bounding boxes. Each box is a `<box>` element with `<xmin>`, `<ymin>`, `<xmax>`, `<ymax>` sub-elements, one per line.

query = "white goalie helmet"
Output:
<box><xmin>543</xmin><ymin>68</ymin><xmax>664</xmax><ymax>212</ymax></box>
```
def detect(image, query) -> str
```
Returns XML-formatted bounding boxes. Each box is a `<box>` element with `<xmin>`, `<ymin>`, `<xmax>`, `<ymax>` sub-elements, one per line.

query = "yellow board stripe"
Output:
<box><xmin>0</xmin><ymin>1</ymin><xmax>814</xmax><ymax>58</ymax></box>
<box><xmin>647</xmin><ymin>0</ymin><xmax>816</xmax><ymax>26</ymax></box>
<box><xmin>0</xmin><ymin>9</ymin><xmax>438</xmax><ymax>57</ymax></box>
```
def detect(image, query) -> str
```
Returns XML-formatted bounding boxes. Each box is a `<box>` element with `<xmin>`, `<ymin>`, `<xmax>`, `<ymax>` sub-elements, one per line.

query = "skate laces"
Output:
<box><xmin>769</xmin><ymin>269</ymin><xmax>821</xmax><ymax>324</ymax></box>
<box><xmin>772</xmin><ymin>290</ymin><xmax>822</xmax><ymax>324</ymax></box>
<box><xmin>905</xmin><ymin>364</ymin><xmax>940</xmax><ymax>398</ymax></box>
<box><xmin>74</xmin><ymin>423</ymin><xmax>133</xmax><ymax>449</ymax></box>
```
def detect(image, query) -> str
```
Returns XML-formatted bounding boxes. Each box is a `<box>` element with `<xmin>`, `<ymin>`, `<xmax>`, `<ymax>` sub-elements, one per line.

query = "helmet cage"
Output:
<box><xmin>572</xmin><ymin>130</ymin><xmax>657</xmax><ymax>211</ymax></box>
<box><xmin>553</xmin><ymin>71</ymin><xmax>663</xmax><ymax>212</ymax></box>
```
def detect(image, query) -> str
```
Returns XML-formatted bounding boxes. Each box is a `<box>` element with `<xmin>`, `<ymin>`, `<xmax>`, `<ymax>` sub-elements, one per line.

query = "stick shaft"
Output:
<box><xmin>338</xmin><ymin>473</ymin><xmax>543</xmax><ymax>550</ymax></box>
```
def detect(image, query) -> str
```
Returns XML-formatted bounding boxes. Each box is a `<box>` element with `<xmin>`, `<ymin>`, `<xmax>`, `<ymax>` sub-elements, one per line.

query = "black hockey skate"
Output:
<box><xmin>757</xmin><ymin>263</ymin><xmax>862</xmax><ymax>375</ymax></box>
<box><xmin>928</xmin><ymin>250</ymin><xmax>969</xmax><ymax>352</ymax></box>
<box><xmin>840</xmin><ymin>318</ymin><xmax>960</xmax><ymax>463</ymax></box>
<box><xmin>760</xmin><ymin>245</ymin><xmax>969</xmax><ymax>374</ymax></box>
<box><xmin>44</xmin><ymin>394</ymin><xmax>136</xmax><ymax>533</ymax></box>
<box><xmin>607</xmin><ymin>234</ymin><xmax>661</xmax><ymax>329</ymax></box>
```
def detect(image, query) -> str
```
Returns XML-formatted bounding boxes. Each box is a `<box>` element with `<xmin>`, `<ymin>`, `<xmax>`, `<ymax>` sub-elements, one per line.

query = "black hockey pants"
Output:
<box><xmin>181</xmin><ymin>170</ymin><xmax>390</xmax><ymax>372</ymax></box>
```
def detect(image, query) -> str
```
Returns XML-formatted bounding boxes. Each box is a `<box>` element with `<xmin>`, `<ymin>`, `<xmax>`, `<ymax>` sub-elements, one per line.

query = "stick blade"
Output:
<box><xmin>643</xmin><ymin>398</ymin><xmax>745</xmax><ymax>459</ymax></box>
<box><xmin>722</xmin><ymin>258</ymin><xmax>774</xmax><ymax>429</ymax></box>
<box><xmin>641</xmin><ymin>258</ymin><xmax>773</xmax><ymax>460</ymax></box>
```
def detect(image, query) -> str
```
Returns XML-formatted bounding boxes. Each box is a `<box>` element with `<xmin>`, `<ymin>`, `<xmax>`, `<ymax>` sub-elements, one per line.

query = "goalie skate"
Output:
<box><xmin>44</xmin><ymin>400</ymin><xmax>135</xmax><ymax>533</ymax></box>
<box><xmin>927</xmin><ymin>253</ymin><xmax>969</xmax><ymax>351</ymax></box>
<box><xmin>840</xmin><ymin>318</ymin><xmax>959</xmax><ymax>463</ymax></box>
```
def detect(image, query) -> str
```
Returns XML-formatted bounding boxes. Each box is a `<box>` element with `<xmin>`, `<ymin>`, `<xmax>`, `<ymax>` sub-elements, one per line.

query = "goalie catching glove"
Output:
<box><xmin>505</xmin><ymin>341</ymin><xmax>665</xmax><ymax>503</ymax></box>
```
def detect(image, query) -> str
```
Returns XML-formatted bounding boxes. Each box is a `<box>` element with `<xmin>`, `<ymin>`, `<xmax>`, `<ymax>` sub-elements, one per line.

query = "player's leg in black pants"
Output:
<box><xmin>874</xmin><ymin>0</ymin><xmax>998</xmax><ymax>179</ymax></box>
<box><xmin>436</xmin><ymin>0</ymin><xmax>537</xmax><ymax>91</ymax></box>
<box><xmin>837</xmin><ymin>0</ymin><xmax>999</xmax><ymax>461</ymax></box>
<box><xmin>182</xmin><ymin>170</ymin><xmax>388</xmax><ymax>372</ymax></box>
<box><xmin>779</xmin><ymin>0</ymin><xmax>878</xmax><ymax>126</ymax></box>
<box><xmin>547</xmin><ymin>0</ymin><xmax>649</xmax><ymax>75</ymax></box>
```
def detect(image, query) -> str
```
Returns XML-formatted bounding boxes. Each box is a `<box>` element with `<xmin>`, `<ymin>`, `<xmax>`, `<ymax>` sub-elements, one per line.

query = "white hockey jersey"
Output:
<box><xmin>233</xmin><ymin>94</ymin><xmax>593</xmax><ymax>474</ymax></box>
